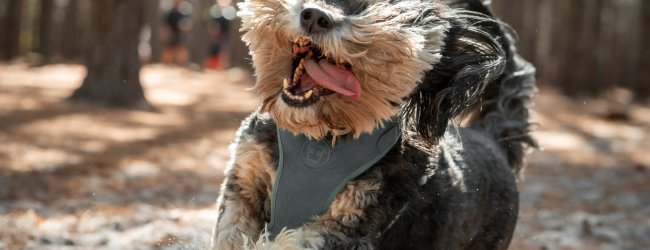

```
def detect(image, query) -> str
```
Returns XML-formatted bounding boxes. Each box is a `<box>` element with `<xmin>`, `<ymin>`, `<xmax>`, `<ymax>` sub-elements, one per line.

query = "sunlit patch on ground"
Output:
<box><xmin>0</xmin><ymin>64</ymin><xmax>256</xmax><ymax>249</ymax></box>
<box><xmin>0</xmin><ymin>64</ymin><xmax>648</xmax><ymax>249</ymax></box>
<box><xmin>512</xmin><ymin>90</ymin><xmax>650</xmax><ymax>250</ymax></box>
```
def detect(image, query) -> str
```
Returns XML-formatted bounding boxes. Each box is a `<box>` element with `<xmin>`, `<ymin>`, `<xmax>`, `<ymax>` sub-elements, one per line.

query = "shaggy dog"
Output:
<box><xmin>211</xmin><ymin>0</ymin><xmax>536</xmax><ymax>249</ymax></box>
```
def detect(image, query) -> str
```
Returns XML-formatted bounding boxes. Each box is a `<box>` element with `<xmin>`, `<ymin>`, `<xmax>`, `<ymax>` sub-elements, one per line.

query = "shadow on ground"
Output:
<box><xmin>0</xmin><ymin>64</ymin><xmax>648</xmax><ymax>249</ymax></box>
<box><xmin>0</xmin><ymin>64</ymin><xmax>256</xmax><ymax>249</ymax></box>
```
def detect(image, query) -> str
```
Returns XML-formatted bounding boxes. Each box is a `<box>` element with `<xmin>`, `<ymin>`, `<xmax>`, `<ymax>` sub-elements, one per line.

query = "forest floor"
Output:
<box><xmin>0</xmin><ymin>64</ymin><xmax>648</xmax><ymax>250</ymax></box>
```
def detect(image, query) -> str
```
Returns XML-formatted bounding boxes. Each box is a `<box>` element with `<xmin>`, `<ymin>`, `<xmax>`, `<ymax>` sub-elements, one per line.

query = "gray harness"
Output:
<box><xmin>267</xmin><ymin>120</ymin><xmax>401</xmax><ymax>237</ymax></box>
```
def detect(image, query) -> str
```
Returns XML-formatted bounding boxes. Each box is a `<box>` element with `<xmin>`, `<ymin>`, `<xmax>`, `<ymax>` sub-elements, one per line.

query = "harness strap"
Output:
<box><xmin>268</xmin><ymin>120</ymin><xmax>401</xmax><ymax>238</ymax></box>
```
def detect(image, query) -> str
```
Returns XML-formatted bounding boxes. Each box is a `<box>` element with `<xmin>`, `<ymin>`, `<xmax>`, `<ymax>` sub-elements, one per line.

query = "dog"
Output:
<box><xmin>211</xmin><ymin>0</ymin><xmax>536</xmax><ymax>249</ymax></box>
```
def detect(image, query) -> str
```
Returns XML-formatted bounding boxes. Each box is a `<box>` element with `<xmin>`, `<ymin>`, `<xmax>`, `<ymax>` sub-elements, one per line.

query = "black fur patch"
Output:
<box><xmin>402</xmin><ymin>14</ymin><xmax>506</xmax><ymax>145</ymax></box>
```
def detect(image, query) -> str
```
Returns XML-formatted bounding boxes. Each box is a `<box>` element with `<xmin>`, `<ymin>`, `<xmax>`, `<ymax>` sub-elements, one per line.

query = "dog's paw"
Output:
<box><xmin>249</xmin><ymin>228</ymin><xmax>323</xmax><ymax>250</ymax></box>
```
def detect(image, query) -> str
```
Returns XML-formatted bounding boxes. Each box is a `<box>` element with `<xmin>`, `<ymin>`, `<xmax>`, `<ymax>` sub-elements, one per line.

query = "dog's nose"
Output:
<box><xmin>300</xmin><ymin>8</ymin><xmax>333</xmax><ymax>33</ymax></box>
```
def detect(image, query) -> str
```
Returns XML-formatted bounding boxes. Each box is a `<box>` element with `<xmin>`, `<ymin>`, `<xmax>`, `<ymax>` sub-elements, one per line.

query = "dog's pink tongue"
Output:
<box><xmin>304</xmin><ymin>60</ymin><xmax>361</xmax><ymax>101</ymax></box>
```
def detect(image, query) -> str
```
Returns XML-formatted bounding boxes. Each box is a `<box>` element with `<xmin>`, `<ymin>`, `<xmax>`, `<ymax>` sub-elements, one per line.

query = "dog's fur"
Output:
<box><xmin>211</xmin><ymin>0</ymin><xmax>536</xmax><ymax>249</ymax></box>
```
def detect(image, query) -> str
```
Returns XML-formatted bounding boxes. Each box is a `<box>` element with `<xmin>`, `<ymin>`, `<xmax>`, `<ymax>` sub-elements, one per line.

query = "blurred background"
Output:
<box><xmin>0</xmin><ymin>0</ymin><xmax>648</xmax><ymax>249</ymax></box>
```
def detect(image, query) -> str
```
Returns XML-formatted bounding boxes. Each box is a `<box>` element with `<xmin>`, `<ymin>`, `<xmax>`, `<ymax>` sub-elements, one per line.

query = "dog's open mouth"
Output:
<box><xmin>281</xmin><ymin>37</ymin><xmax>361</xmax><ymax>106</ymax></box>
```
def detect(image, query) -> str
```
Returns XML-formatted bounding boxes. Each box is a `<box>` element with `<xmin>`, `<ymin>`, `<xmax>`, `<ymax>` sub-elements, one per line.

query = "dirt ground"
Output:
<box><xmin>0</xmin><ymin>64</ymin><xmax>648</xmax><ymax>250</ymax></box>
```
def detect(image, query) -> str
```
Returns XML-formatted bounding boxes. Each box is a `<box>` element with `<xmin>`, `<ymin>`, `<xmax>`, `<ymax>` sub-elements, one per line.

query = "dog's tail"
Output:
<box><xmin>453</xmin><ymin>0</ymin><xmax>538</xmax><ymax>173</ymax></box>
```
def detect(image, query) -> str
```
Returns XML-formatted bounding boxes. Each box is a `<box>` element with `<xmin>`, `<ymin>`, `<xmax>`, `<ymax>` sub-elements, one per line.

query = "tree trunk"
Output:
<box><xmin>638</xmin><ymin>0</ymin><xmax>650</xmax><ymax>99</ymax></box>
<box><xmin>228</xmin><ymin>12</ymin><xmax>251</xmax><ymax>71</ymax></box>
<box><xmin>2</xmin><ymin>0</ymin><xmax>23</xmax><ymax>60</ymax></box>
<box><xmin>188</xmin><ymin>0</ymin><xmax>213</xmax><ymax>67</ymax></box>
<box><xmin>60</xmin><ymin>0</ymin><xmax>83</xmax><ymax>62</ymax></box>
<box><xmin>35</xmin><ymin>0</ymin><xmax>55</xmax><ymax>64</ymax></box>
<box><xmin>144</xmin><ymin>0</ymin><xmax>162</xmax><ymax>63</ymax></box>
<box><xmin>69</xmin><ymin>0</ymin><xmax>150</xmax><ymax>109</ymax></box>
<box><xmin>0</xmin><ymin>1</ymin><xmax>5</xmax><ymax>44</ymax></box>
<box><xmin>488</xmin><ymin>0</ymin><xmax>650</xmax><ymax>99</ymax></box>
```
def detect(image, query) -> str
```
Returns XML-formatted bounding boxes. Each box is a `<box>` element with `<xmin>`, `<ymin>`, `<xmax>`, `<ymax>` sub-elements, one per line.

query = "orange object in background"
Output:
<box><xmin>204</xmin><ymin>55</ymin><xmax>221</xmax><ymax>70</ymax></box>
<box><xmin>162</xmin><ymin>45</ymin><xmax>188</xmax><ymax>65</ymax></box>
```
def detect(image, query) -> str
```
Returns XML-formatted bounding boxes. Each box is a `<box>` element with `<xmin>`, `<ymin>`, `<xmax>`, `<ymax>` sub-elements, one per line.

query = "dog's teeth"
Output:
<box><xmin>285</xmin><ymin>90</ymin><xmax>295</xmax><ymax>99</ymax></box>
<box><xmin>306</xmin><ymin>51</ymin><xmax>313</xmax><ymax>60</ymax></box>
<box><xmin>284</xmin><ymin>87</ymin><xmax>306</xmax><ymax>101</ymax></box>
<box><xmin>298</xmin><ymin>60</ymin><xmax>304</xmax><ymax>70</ymax></box>
<box><xmin>304</xmin><ymin>90</ymin><xmax>313</xmax><ymax>99</ymax></box>
<box><xmin>283</xmin><ymin>79</ymin><xmax>289</xmax><ymax>89</ymax></box>
<box><xmin>293</xmin><ymin>59</ymin><xmax>305</xmax><ymax>83</ymax></box>
<box><xmin>293</xmin><ymin>59</ymin><xmax>305</xmax><ymax>84</ymax></box>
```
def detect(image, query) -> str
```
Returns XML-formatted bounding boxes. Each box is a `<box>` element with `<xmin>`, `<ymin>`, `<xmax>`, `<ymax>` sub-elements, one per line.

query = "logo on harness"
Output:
<box><xmin>301</xmin><ymin>140</ymin><xmax>330</xmax><ymax>168</ymax></box>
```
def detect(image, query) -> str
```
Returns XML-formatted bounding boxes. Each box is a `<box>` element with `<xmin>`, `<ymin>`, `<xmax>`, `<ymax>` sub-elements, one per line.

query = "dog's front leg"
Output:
<box><xmin>252</xmin><ymin>178</ymin><xmax>383</xmax><ymax>250</ymax></box>
<box><xmin>211</xmin><ymin>137</ymin><xmax>276</xmax><ymax>250</ymax></box>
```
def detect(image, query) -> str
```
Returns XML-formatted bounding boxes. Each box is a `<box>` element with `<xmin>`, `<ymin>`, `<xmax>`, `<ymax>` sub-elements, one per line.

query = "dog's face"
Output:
<box><xmin>239</xmin><ymin>0</ymin><xmax>451</xmax><ymax>139</ymax></box>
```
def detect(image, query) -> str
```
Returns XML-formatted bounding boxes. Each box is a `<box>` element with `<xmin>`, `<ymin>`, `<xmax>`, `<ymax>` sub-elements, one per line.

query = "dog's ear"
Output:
<box><xmin>401</xmin><ymin>17</ymin><xmax>505</xmax><ymax>144</ymax></box>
